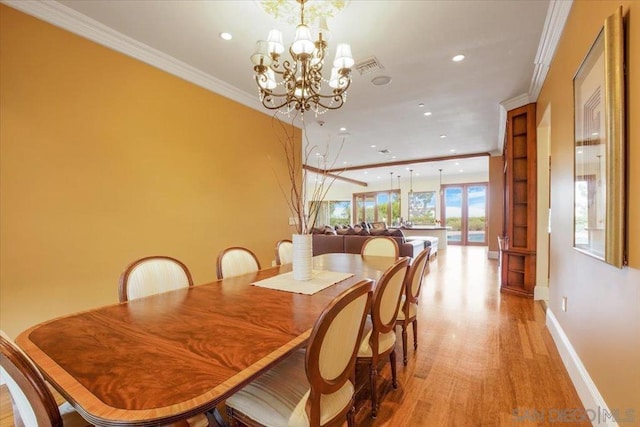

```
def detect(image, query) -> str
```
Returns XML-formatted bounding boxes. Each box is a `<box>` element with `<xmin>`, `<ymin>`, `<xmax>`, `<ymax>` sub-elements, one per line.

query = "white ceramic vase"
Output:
<box><xmin>292</xmin><ymin>233</ymin><xmax>313</xmax><ymax>281</ymax></box>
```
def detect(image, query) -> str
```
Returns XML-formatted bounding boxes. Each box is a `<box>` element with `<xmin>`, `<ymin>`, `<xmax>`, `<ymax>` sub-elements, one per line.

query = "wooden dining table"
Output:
<box><xmin>16</xmin><ymin>253</ymin><xmax>397</xmax><ymax>427</ymax></box>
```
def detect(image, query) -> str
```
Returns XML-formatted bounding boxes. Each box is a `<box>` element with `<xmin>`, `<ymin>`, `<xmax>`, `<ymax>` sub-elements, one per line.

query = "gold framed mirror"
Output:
<box><xmin>573</xmin><ymin>6</ymin><xmax>626</xmax><ymax>268</ymax></box>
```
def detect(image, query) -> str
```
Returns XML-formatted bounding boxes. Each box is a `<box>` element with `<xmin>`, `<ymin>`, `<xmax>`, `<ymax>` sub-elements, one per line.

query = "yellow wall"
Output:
<box><xmin>537</xmin><ymin>0</ymin><xmax>639</xmax><ymax>414</ymax></box>
<box><xmin>0</xmin><ymin>5</ymin><xmax>298</xmax><ymax>338</ymax></box>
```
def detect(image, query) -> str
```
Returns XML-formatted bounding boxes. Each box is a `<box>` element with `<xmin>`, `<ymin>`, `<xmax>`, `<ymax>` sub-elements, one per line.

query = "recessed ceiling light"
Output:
<box><xmin>219</xmin><ymin>32</ymin><xmax>232</xmax><ymax>41</ymax></box>
<box><xmin>424</xmin><ymin>112</ymin><xmax>432</xmax><ymax>116</ymax></box>
<box><xmin>343</xmin><ymin>161</ymin><xmax>348</xmax><ymax>164</ymax></box>
<box><xmin>391</xmin><ymin>156</ymin><xmax>397</xmax><ymax>159</ymax></box>
<box><xmin>418</xmin><ymin>103</ymin><xmax>424</xmax><ymax>108</ymax></box>
<box><xmin>440</xmin><ymin>135</ymin><xmax>447</xmax><ymax>139</ymax></box>
<box><xmin>455</xmin><ymin>162</ymin><xmax>460</xmax><ymax>165</ymax></box>
<box><xmin>452</xmin><ymin>54</ymin><xmax>465</xmax><ymax>62</ymax></box>
<box><xmin>450</xmin><ymin>149</ymin><xmax>456</xmax><ymax>153</ymax></box>
<box><xmin>370</xmin><ymin>145</ymin><xmax>376</xmax><ymax>148</ymax></box>
<box><xmin>340</xmin><ymin>127</ymin><xmax>347</xmax><ymax>132</ymax></box>
<box><xmin>459</xmin><ymin>169</ymin><xmax>464</xmax><ymax>172</ymax></box>
<box><xmin>371</xmin><ymin>75</ymin><xmax>392</xmax><ymax>86</ymax></box>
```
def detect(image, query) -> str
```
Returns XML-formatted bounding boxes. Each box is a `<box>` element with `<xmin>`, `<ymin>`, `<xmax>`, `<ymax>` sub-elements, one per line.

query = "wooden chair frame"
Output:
<box><xmin>396</xmin><ymin>247</ymin><xmax>431</xmax><ymax>365</ymax></box>
<box><xmin>356</xmin><ymin>257</ymin><xmax>409</xmax><ymax>418</ymax></box>
<box><xmin>118</xmin><ymin>255</ymin><xmax>193</xmax><ymax>302</ymax></box>
<box><xmin>216</xmin><ymin>247</ymin><xmax>261</xmax><ymax>279</ymax></box>
<box><xmin>1</xmin><ymin>334</ymin><xmax>65</xmax><ymax>427</ymax></box>
<box><xmin>274</xmin><ymin>239</ymin><xmax>293</xmax><ymax>266</ymax></box>
<box><xmin>361</xmin><ymin>236</ymin><xmax>400</xmax><ymax>259</ymax></box>
<box><xmin>227</xmin><ymin>280</ymin><xmax>373</xmax><ymax>427</ymax></box>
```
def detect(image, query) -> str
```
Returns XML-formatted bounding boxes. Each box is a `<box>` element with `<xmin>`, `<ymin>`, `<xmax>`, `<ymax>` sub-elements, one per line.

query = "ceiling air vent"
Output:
<box><xmin>378</xmin><ymin>149</ymin><xmax>390</xmax><ymax>154</ymax></box>
<box><xmin>355</xmin><ymin>56</ymin><xmax>384</xmax><ymax>76</ymax></box>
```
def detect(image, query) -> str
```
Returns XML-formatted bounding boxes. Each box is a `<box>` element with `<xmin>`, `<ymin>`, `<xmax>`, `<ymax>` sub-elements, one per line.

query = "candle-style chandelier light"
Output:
<box><xmin>250</xmin><ymin>0</ymin><xmax>354</xmax><ymax>114</ymax></box>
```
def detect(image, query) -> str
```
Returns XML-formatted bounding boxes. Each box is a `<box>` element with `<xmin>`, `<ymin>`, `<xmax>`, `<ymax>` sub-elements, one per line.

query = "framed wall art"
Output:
<box><xmin>573</xmin><ymin>6</ymin><xmax>626</xmax><ymax>268</ymax></box>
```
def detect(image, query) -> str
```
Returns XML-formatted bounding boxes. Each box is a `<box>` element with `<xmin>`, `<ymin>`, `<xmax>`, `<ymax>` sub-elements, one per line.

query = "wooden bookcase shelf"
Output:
<box><xmin>499</xmin><ymin>103</ymin><xmax>537</xmax><ymax>298</ymax></box>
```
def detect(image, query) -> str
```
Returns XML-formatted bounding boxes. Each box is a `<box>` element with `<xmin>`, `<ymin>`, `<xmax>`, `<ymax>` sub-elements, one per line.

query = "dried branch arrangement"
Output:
<box><xmin>271</xmin><ymin>112</ymin><xmax>344</xmax><ymax>234</ymax></box>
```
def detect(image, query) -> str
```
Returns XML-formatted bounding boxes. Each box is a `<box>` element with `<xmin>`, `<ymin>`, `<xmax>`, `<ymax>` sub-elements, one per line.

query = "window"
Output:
<box><xmin>353</xmin><ymin>190</ymin><xmax>401</xmax><ymax>226</ymax></box>
<box><xmin>311</xmin><ymin>200</ymin><xmax>352</xmax><ymax>227</ymax></box>
<box><xmin>408</xmin><ymin>191</ymin><xmax>436</xmax><ymax>225</ymax></box>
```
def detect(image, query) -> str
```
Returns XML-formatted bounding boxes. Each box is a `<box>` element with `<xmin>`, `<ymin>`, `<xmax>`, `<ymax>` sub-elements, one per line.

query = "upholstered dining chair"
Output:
<box><xmin>361</xmin><ymin>236</ymin><xmax>399</xmax><ymax>259</ymax></box>
<box><xmin>0</xmin><ymin>331</ymin><xmax>91</xmax><ymax>427</ymax></box>
<box><xmin>216</xmin><ymin>247</ymin><xmax>261</xmax><ymax>279</ymax></box>
<box><xmin>274</xmin><ymin>239</ymin><xmax>293</xmax><ymax>266</ymax></box>
<box><xmin>118</xmin><ymin>255</ymin><xmax>194</xmax><ymax>302</ymax></box>
<box><xmin>395</xmin><ymin>246</ymin><xmax>431</xmax><ymax>365</ymax></box>
<box><xmin>225</xmin><ymin>279</ymin><xmax>374</xmax><ymax>427</ymax></box>
<box><xmin>356</xmin><ymin>256</ymin><xmax>410</xmax><ymax>419</ymax></box>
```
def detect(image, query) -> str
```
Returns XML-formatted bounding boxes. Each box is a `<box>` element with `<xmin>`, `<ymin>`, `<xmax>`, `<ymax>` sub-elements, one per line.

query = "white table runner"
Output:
<box><xmin>252</xmin><ymin>270</ymin><xmax>354</xmax><ymax>295</ymax></box>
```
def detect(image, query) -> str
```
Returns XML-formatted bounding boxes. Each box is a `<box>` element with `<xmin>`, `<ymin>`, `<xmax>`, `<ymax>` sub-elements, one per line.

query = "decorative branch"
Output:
<box><xmin>271</xmin><ymin>111</ymin><xmax>345</xmax><ymax>234</ymax></box>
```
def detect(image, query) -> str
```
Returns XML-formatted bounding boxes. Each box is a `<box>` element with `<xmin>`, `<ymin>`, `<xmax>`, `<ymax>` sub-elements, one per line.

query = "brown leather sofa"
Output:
<box><xmin>312</xmin><ymin>234</ymin><xmax>426</xmax><ymax>258</ymax></box>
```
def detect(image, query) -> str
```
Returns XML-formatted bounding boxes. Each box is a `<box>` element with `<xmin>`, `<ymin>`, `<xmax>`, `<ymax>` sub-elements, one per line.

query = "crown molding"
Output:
<box><xmin>500</xmin><ymin>93</ymin><xmax>532</xmax><ymax>112</ymax></box>
<box><xmin>2</xmin><ymin>0</ymin><xmax>261</xmax><ymax>112</ymax></box>
<box><xmin>529</xmin><ymin>0</ymin><xmax>574</xmax><ymax>100</ymax></box>
<box><xmin>497</xmin><ymin>93</ymin><xmax>531</xmax><ymax>154</ymax></box>
<box><xmin>496</xmin><ymin>0</ymin><xmax>573</xmax><ymax>154</ymax></box>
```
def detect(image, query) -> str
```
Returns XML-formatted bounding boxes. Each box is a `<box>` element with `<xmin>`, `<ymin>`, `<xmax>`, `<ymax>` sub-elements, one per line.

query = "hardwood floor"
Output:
<box><xmin>1</xmin><ymin>246</ymin><xmax>586</xmax><ymax>426</ymax></box>
<box><xmin>353</xmin><ymin>246</ymin><xmax>586</xmax><ymax>426</ymax></box>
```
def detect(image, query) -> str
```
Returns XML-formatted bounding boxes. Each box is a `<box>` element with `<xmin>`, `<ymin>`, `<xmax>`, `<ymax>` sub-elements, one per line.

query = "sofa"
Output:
<box><xmin>312</xmin><ymin>234</ymin><xmax>427</xmax><ymax>258</ymax></box>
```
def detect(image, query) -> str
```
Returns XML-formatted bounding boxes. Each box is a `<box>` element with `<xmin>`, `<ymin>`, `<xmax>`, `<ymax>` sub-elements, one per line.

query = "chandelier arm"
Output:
<box><xmin>314</xmin><ymin>87</ymin><xmax>350</xmax><ymax>99</ymax></box>
<box><xmin>261</xmin><ymin>94</ymin><xmax>299</xmax><ymax>111</ymax></box>
<box><xmin>255</xmin><ymin>78</ymin><xmax>300</xmax><ymax>110</ymax></box>
<box><xmin>314</xmin><ymin>100</ymin><xmax>345</xmax><ymax>111</ymax></box>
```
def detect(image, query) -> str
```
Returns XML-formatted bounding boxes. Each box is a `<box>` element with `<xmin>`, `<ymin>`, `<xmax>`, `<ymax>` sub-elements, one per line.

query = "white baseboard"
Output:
<box><xmin>487</xmin><ymin>250</ymin><xmax>499</xmax><ymax>260</ymax></box>
<box><xmin>546</xmin><ymin>309</ymin><xmax>620</xmax><ymax>426</ymax></box>
<box><xmin>534</xmin><ymin>285</ymin><xmax>549</xmax><ymax>301</ymax></box>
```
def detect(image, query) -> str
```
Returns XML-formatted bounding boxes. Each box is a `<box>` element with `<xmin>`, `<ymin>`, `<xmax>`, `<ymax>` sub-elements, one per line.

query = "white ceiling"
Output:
<box><xmin>8</xmin><ymin>0</ymin><xmax>569</xmax><ymax>182</ymax></box>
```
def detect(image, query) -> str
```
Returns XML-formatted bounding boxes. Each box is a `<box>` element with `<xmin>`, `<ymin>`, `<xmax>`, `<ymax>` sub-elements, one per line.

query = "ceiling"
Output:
<box><xmin>9</xmin><ymin>0</ymin><xmax>564</xmax><ymax>182</ymax></box>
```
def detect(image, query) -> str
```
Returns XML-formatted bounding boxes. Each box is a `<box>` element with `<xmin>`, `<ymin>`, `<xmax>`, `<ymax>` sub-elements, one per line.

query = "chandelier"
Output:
<box><xmin>250</xmin><ymin>0</ymin><xmax>354</xmax><ymax>114</ymax></box>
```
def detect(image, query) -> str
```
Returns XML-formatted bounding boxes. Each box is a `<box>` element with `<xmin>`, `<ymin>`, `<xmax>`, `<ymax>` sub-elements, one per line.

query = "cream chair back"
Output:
<box><xmin>216</xmin><ymin>247</ymin><xmax>261</xmax><ymax>279</ymax></box>
<box><xmin>305</xmin><ymin>280</ymin><xmax>373</xmax><ymax>425</ymax></box>
<box><xmin>361</xmin><ymin>236</ymin><xmax>399</xmax><ymax>259</ymax></box>
<box><xmin>275</xmin><ymin>239</ymin><xmax>293</xmax><ymax>266</ymax></box>
<box><xmin>119</xmin><ymin>256</ymin><xmax>193</xmax><ymax>302</ymax></box>
<box><xmin>314</xmin><ymin>281</ymin><xmax>373</xmax><ymax>381</ymax></box>
<box><xmin>408</xmin><ymin>247</ymin><xmax>431</xmax><ymax>301</ymax></box>
<box><xmin>373</xmin><ymin>257</ymin><xmax>410</xmax><ymax>331</ymax></box>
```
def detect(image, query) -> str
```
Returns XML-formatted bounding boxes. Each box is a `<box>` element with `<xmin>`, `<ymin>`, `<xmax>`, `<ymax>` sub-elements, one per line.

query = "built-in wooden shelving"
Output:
<box><xmin>500</xmin><ymin>103</ymin><xmax>537</xmax><ymax>298</ymax></box>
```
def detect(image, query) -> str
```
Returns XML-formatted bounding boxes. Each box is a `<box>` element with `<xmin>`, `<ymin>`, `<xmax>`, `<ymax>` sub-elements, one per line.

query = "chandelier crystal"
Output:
<box><xmin>251</xmin><ymin>0</ymin><xmax>354</xmax><ymax>114</ymax></box>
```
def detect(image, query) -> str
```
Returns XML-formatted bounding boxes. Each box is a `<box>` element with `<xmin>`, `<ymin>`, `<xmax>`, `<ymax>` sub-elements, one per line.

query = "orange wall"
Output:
<box><xmin>487</xmin><ymin>155</ymin><xmax>504</xmax><ymax>253</ymax></box>
<box><xmin>0</xmin><ymin>5</ymin><xmax>298</xmax><ymax>338</ymax></box>
<box><xmin>537</xmin><ymin>0</ymin><xmax>639</xmax><ymax>414</ymax></box>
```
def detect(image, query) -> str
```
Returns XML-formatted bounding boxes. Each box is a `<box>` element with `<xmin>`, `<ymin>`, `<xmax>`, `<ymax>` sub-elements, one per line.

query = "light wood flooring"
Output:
<box><xmin>1</xmin><ymin>246</ymin><xmax>586</xmax><ymax>426</ymax></box>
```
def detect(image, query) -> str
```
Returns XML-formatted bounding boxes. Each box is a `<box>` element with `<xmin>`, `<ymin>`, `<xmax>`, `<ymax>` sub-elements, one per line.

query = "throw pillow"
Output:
<box><xmin>323</xmin><ymin>226</ymin><xmax>337</xmax><ymax>235</ymax></box>
<box><xmin>390</xmin><ymin>228</ymin><xmax>406</xmax><ymax>242</ymax></box>
<box><xmin>370</xmin><ymin>228</ymin><xmax>390</xmax><ymax>236</ymax></box>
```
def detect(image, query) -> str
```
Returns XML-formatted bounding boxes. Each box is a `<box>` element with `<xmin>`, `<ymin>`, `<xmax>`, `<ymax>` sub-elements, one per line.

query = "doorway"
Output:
<box><xmin>441</xmin><ymin>183</ymin><xmax>488</xmax><ymax>246</ymax></box>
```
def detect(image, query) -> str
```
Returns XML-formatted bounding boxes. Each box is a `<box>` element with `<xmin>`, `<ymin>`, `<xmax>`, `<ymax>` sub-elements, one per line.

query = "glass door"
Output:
<box><xmin>466</xmin><ymin>184</ymin><xmax>487</xmax><ymax>245</ymax></box>
<box><xmin>442</xmin><ymin>183</ymin><xmax>488</xmax><ymax>246</ymax></box>
<box><xmin>443</xmin><ymin>186</ymin><xmax>463</xmax><ymax>244</ymax></box>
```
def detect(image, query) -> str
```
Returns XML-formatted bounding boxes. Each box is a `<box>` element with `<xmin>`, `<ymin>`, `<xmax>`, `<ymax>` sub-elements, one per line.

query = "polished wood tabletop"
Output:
<box><xmin>16</xmin><ymin>253</ymin><xmax>395</xmax><ymax>427</ymax></box>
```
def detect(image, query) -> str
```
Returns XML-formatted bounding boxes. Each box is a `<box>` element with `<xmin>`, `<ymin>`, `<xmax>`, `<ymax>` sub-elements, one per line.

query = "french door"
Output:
<box><xmin>441</xmin><ymin>183</ymin><xmax>488</xmax><ymax>246</ymax></box>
